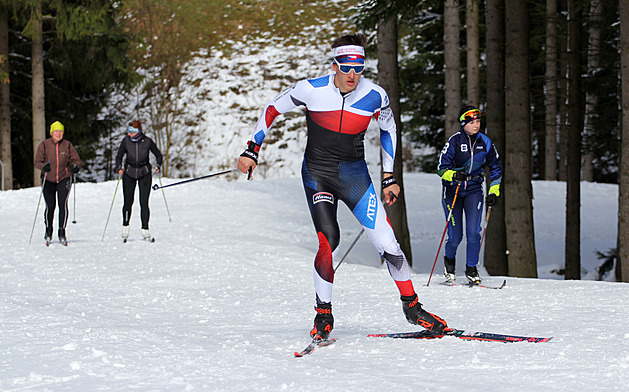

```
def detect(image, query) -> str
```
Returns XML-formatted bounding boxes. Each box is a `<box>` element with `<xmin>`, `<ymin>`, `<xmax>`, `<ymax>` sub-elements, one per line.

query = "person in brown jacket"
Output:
<box><xmin>34</xmin><ymin>121</ymin><xmax>82</xmax><ymax>244</ymax></box>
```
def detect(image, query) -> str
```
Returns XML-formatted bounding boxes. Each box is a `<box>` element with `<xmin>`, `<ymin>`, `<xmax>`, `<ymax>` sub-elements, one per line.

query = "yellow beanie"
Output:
<box><xmin>50</xmin><ymin>121</ymin><xmax>64</xmax><ymax>134</ymax></box>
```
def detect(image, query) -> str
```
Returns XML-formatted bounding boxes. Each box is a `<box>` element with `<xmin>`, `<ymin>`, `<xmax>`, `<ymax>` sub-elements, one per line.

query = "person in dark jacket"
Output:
<box><xmin>115</xmin><ymin>120</ymin><xmax>163</xmax><ymax>241</ymax></box>
<box><xmin>436</xmin><ymin>106</ymin><xmax>503</xmax><ymax>284</ymax></box>
<box><xmin>34</xmin><ymin>121</ymin><xmax>82</xmax><ymax>244</ymax></box>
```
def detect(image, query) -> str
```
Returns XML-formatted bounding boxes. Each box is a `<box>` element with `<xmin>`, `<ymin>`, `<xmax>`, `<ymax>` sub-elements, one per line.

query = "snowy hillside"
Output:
<box><xmin>0</xmin><ymin>173</ymin><xmax>626</xmax><ymax>391</ymax></box>
<box><xmin>93</xmin><ymin>30</ymin><xmax>384</xmax><ymax>182</ymax></box>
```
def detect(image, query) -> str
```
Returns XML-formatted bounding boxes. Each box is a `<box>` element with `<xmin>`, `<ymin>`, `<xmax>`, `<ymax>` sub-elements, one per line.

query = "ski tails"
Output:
<box><xmin>368</xmin><ymin>329</ymin><xmax>551</xmax><ymax>343</ymax></box>
<box><xmin>439</xmin><ymin>280</ymin><xmax>506</xmax><ymax>289</ymax></box>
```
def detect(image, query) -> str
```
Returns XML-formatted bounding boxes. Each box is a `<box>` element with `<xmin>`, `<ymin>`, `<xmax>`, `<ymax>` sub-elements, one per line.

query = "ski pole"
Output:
<box><xmin>101</xmin><ymin>175</ymin><xmax>121</xmax><ymax>241</ymax></box>
<box><xmin>72</xmin><ymin>174</ymin><xmax>77</xmax><ymax>224</ymax></box>
<box><xmin>334</xmin><ymin>228</ymin><xmax>365</xmax><ymax>272</ymax></box>
<box><xmin>477</xmin><ymin>206</ymin><xmax>492</xmax><ymax>265</ymax></box>
<box><xmin>151</xmin><ymin>169</ymin><xmax>237</xmax><ymax>190</ymax></box>
<box><xmin>157</xmin><ymin>171</ymin><xmax>172</xmax><ymax>222</ymax></box>
<box><xmin>426</xmin><ymin>182</ymin><xmax>461</xmax><ymax>286</ymax></box>
<box><xmin>28</xmin><ymin>173</ymin><xmax>46</xmax><ymax>244</ymax></box>
<box><xmin>334</xmin><ymin>192</ymin><xmax>396</xmax><ymax>272</ymax></box>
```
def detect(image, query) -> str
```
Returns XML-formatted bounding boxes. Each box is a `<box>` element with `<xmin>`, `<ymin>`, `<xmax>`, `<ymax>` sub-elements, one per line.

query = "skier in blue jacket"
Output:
<box><xmin>436</xmin><ymin>106</ymin><xmax>502</xmax><ymax>284</ymax></box>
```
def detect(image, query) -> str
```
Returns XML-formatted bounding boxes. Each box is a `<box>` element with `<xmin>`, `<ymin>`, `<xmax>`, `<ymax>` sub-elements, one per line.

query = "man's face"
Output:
<box><xmin>333</xmin><ymin>61</ymin><xmax>363</xmax><ymax>93</ymax></box>
<box><xmin>51</xmin><ymin>130</ymin><xmax>64</xmax><ymax>143</ymax></box>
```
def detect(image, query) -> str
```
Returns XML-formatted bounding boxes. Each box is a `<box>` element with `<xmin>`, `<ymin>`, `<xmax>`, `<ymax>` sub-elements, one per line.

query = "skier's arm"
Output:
<box><xmin>34</xmin><ymin>141</ymin><xmax>47</xmax><ymax>171</ymax></box>
<box><xmin>239</xmin><ymin>82</ymin><xmax>304</xmax><ymax>176</ymax></box>
<box><xmin>115</xmin><ymin>139</ymin><xmax>126</xmax><ymax>176</ymax></box>
<box><xmin>375</xmin><ymin>92</ymin><xmax>399</xmax><ymax>205</ymax></box>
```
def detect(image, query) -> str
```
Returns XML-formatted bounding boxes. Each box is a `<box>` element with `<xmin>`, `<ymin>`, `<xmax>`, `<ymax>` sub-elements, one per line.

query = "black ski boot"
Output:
<box><xmin>58</xmin><ymin>228</ymin><xmax>67</xmax><ymax>244</ymax></box>
<box><xmin>310</xmin><ymin>303</ymin><xmax>334</xmax><ymax>340</ymax></box>
<box><xmin>465</xmin><ymin>265</ymin><xmax>482</xmax><ymax>284</ymax></box>
<box><xmin>44</xmin><ymin>226</ymin><xmax>53</xmax><ymax>242</ymax></box>
<box><xmin>443</xmin><ymin>256</ymin><xmax>456</xmax><ymax>282</ymax></box>
<box><xmin>401</xmin><ymin>293</ymin><xmax>449</xmax><ymax>334</ymax></box>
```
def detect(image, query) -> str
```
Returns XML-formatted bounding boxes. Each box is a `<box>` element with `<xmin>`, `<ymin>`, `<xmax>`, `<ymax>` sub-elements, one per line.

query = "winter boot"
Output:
<box><xmin>401</xmin><ymin>293</ymin><xmax>449</xmax><ymax>334</ymax></box>
<box><xmin>121</xmin><ymin>225</ymin><xmax>130</xmax><ymax>240</ymax></box>
<box><xmin>443</xmin><ymin>256</ymin><xmax>456</xmax><ymax>282</ymax></box>
<box><xmin>44</xmin><ymin>226</ymin><xmax>53</xmax><ymax>242</ymax></box>
<box><xmin>58</xmin><ymin>228</ymin><xmax>67</xmax><ymax>244</ymax></box>
<box><xmin>141</xmin><ymin>229</ymin><xmax>152</xmax><ymax>240</ymax></box>
<box><xmin>310</xmin><ymin>303</ymin><xmax>334</xmax><ymax>340</ymax></box>
<box><xmin>465</xmin><ymin>265</ymin><xmax>482</xmax><ymax>284</ymax></box>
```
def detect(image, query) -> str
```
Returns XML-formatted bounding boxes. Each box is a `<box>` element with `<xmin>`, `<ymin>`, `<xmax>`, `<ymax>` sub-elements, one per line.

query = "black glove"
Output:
<box><xmin>240</xmin><ymin>141</ymin><xmax>260</xmax><ymax>164</ymax></box>
<box><xmin>71</xmin><ymin>164</ymin><xmax>80</xmax><ymax>174</ymax></box>
<box><xmin>42</xmin><ymin>162</ymin><xmax>51</xmax><ymax>172</ymax></box>
<box><xmin>486</xmin><ymin>193</ymin><xmax>498</xmax><ymax>206</ymax></box>
<box><xmin>155</xmin><ymin>164</ymin><xmax>161</xmax><ymax>173</ymax></box>
<box><xmin>453</xmin><ymin>170</ymin><xmax>468</xmax><ymax>182</ymax></box>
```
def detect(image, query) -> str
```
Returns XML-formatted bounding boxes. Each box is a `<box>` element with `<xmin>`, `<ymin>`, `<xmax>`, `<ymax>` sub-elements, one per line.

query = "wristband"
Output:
<box><xmin>382</xmin><ymin>176</ymin><xmax>397</xmax><ymax>189</ymax></box>
<box><xmin>240</xmin><ymin>141</ymin><xmax>260</xmax><ymax>164</ymax></box>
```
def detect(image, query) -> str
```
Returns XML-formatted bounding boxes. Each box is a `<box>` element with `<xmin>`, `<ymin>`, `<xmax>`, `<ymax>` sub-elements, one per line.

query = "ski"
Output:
<box><xmin>123</xmin><ymin>238</ymin><xmax>155</xmax><ymax>243</ymax></box>
<box><xmin>45</xmin><ymin>239</ymin><xmax>68</xmax><ymax>246</ymax></box>
<box><xmin>294</xmin><ymin>338</ymin><xmax>337</xmax><ymax>357</ymax></box>
<box><xmin>368</xmin><ymin>328</ymin><xmax>551</xmax><ymax>343</ymax></box>
<box><xmin>438</xmin><ymin>279</ymin><xmax>506</xmax><ymax>290</ymax></box>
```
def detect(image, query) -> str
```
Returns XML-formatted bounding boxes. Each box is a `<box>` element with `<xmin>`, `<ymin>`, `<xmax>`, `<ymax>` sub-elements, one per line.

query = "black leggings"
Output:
<box><xmin>122</xmin><ymin>173</ymin><xmax>152</xmax><ymax>229</ymax></box>
<box><xmin>43</xmin><ymin>177</ymin><xmax>72</xmax><ymax>229</ymax></box>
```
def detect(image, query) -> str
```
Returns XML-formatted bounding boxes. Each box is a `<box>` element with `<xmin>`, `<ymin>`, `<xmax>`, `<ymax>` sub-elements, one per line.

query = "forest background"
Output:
<box><xmin>0</xmin><ymin>0</ymin><xmax>628</xmax><ymax>282</ymax></box>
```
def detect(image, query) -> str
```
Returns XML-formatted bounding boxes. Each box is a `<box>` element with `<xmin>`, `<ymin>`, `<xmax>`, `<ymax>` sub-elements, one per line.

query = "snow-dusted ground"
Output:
<box><xmin>0</xmin><ymin>173</ymin><xmax>627</xmax><ymax>391</ymax></box>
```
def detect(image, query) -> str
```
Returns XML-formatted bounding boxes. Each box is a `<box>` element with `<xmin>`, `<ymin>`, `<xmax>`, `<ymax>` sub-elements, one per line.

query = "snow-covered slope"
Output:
<box><xmin>0</xmin><ymin>174</ymin><xmax>625</xmax><ymax>391</ymax></box>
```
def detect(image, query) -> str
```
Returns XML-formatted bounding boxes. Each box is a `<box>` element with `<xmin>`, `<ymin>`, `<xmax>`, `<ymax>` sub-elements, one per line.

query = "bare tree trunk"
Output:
<box><xmin>544</xmin><ymin>0</ymin><xmax>559</xmax><ymax>181</ymax></box>
<box><xmin>558</xmin><ymin>1</ymin><xmax>569</xmax><ymax>182</ymax></box>
<box><xmin>0</xmin><ymin>9</ymin><xmax>12</xmax><ymax>190</ymax></box>
<box><xmin>582</xmin><ymin>0</ymin><xmax>602</xmax><ymax>182</ymax></box>
<box><xmin>565</xmin><ymin>0</ymin><xmax>582</xmax><ymax>280</ymax></box>
<box><xmin>444</xmin><ymin>0</ymin><xmax>461</xmax><ymax>137</ymax></box>
<box><xmin>504</xmin><ymin>0</ymin><xmax>537</xmax><ymax>278</ymax></box>
<box><xmin>31</xmin><ymin>0</ymin><xmax>45</xmax><ymax>187</ymax></box>
<box><xmin>617</xmin><ymin>0</ymin><xmax>629</xmax><ymax>282</ymax></box>
<box><xmin>377</xmin><ymin>17</ymin><xmax>413</xmax><ymax>266</ymax></box>
<box><xmin>484</xmin><ymin>0</ymin><xmax>507</xmax><ymax>276</ymax></box>
<box><xmin>466</xmin><ymin>0</ymin><xmax>480</xmax><ymax>106</ymax></box>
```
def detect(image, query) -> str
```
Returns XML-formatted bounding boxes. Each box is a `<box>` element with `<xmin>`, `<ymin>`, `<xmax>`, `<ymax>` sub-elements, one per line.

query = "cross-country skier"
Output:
<box><xmin>115</xmin><ymin>120</ymin><xmax>163</xmax><ymax>241</ymax></box>
<box><xmin>237</xmin><ymin>33</ymin><xmax>449</xmax><ymax>340</ymax></box>
<box><xmin>437</xmin><ymin>106</ymin><xmax>503</xmax><ymax>284</ymax></box>
<box><xmin>34</xmin><ymin>121</ymin><xmax>82</xmax><ymax>244</ymax></box>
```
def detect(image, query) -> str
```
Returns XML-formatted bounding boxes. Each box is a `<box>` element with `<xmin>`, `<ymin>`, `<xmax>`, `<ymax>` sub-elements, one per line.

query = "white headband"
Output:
<box><xmin>333</xmin><ymin>45</ymin><xmax>365</xmax><ymax>59</ymax></box>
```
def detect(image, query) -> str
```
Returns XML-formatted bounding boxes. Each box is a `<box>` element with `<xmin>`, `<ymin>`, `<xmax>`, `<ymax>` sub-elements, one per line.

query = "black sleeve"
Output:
<box><xmin>115</xmin><ymin>138</ymin><xmax>127</xmax><ymax>169</ymax></box>
<box><xmin>150</xmin><ymin>138</ymin><xmax>163</xmax><ymax>166</ymax></box>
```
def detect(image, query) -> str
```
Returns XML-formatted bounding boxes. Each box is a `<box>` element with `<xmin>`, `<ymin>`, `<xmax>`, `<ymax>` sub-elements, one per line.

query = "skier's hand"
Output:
<box><xmin>486</xmin><ymin>184</ymin><xmax>500</xmax><ymax>206</ymax></box>
<box><xmin>238</xmin><ymin>141</ymin><xmax>260</xmax><ymax>179</ymax></box>
<box><xmin>486</xmin><ymin>193</ymin><xmax>498</xmax><ymax>206</ymax></box>
<box><xmin>441</xmin><ymin>169</ymin><xmax>467</xmax><ymax>182</ymax></box>
<box><xmin>42</xmin><ymin>162</ymin><xmax>51</xmax><ymax>172</ymax></box>
<box><xmin>237</xmin><ymin>156</ymin><xmax>256</xmax><ymax>177</ymax></box>
<box><xmin>385</xmin><ymin>190</ymin><xmax>399</xmax><ymax>206</ymax></box>
<box><xmin>70</xmin><ymin>164</ymin><xmax>80</xmax><ymax>174</ymax></box>
<box><xmin>154</xmin><ymin>164</ymin><xmax>161</xmax><ymax>173</ymax></box>
<box><xmin>453</xmin><ymin>170</ymin><xmax>468</xmax><ymax>182</ymax></box>
<box><xmin>118</xmin><ymin>168</ymin><xmax>124</xmax><ymax>176</ymax></box>
<box><xmin>382</xmin><ymin>174</ymin><xmax>399</xmax><ymax>206</ymax></box>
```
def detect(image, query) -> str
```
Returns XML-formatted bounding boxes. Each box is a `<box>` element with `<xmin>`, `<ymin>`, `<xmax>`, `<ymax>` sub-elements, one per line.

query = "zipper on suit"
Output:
<box><xmin>338</xmin><ymin>95</ymin><xmax>347</xmax><ymax>140</ymax></box>
<box><xmin>55</xmin><ymin>143</ymin><xmax>59</xmax><ymax>183</ymax></box>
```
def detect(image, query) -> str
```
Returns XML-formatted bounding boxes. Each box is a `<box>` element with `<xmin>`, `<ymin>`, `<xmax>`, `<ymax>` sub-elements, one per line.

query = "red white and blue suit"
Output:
<box><xmin>249</xmin><ymin>74</ymin><xmax>415</xmax><ymax>304</ymax></box>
